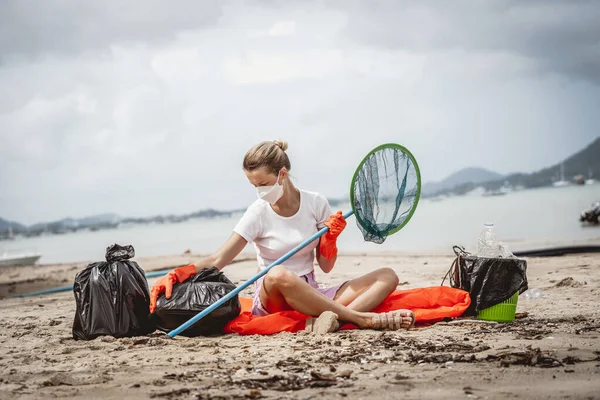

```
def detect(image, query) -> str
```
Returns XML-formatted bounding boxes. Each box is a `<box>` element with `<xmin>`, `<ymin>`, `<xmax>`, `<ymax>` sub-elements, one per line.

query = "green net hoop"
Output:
<box><xmin>350</xmin><ymin>143</ymin><xmax>421</xmax><ymax>244</ymax></box>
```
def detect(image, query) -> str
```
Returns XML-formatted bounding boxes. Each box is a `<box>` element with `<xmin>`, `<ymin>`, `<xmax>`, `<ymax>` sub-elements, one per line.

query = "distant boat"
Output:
<box><xmin>0</xmin><ymin>250</ymin><xmax>42</xmax><ymax>267</ymax></box>
<box><xmin>483</xmin><ymin>190</ymin><xmax>507</xmax><ymax>197</ymax></box>
<box><xmin>483</xmin><ymin>183</ymin><xmax>512</xmax><ymax>197</ymax></box>
<box><xmin>580</xmin><ymin>201</ymin><xmax>600</xmax><ymax>225</ymax></box>
<box><xmin>586</xmin><ymin>167</ymin><xmax>596</xmax><ymax>185</ymax></box>
<box><xmin>553</xmin><ymin>163</ymin><xmax>571</xmax><ymax>187</ymax></box>
<box><xmin>466</xmin><ymin>186</ymin><xmax>486</xmax><ymax>196</ymax></box>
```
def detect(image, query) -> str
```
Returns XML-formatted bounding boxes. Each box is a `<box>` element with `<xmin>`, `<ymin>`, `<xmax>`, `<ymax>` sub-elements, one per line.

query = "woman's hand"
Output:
<box><xmin>320</xmin><ymin>211</ymin><xmax>347</xmax><ymax>259</ymax></box>
<box><xmin>148</xmin><ymin>232</ymin><xmax>248</xmax><ymax>313</ymax></box>
<box><xmin>316</xmin><ymin>211</ymin><xmax>347</xmax><ymax>273</ymax></box>
<box><xmin>149</xmin><ymin>264</ymin><xmax>197</xmax><ymax>313</ymax></box>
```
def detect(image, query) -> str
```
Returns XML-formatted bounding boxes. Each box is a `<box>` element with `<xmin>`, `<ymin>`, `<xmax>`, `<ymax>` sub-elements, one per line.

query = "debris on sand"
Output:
<box><xmin>555</xmin><ymin>277</ymin><xmax>584</xmax><ymax>287</ymax></box>
<box><xmin>149</xmin><ymin>388</ymin><xmax>191</xmax><ymax>399</ymax></box>
<box><xmin>310</xmin><ymin>370</ymin><xmax>337</xmax><ymax>382</ymax></box>
<box><xmin>237</xmin><ymin>373</ymin><xmax>339</xmax><ymax>391</ymax></box>
<box><xmin>41</xmin><ymin>373</ymin><xmax>111</xmax><ymax>387</ymax></box>
<box><xmin>486</xmin><ymin>347</ymin><xmax>563</xmax><ymax>368</ymax></box>
<box><xmin>514</xmin><ymin>326</ymin><xmax>553</xmax><ymax>340</ymax></box>
<box><xmin>575</xmin><ymin>325</ymin><xmax>600</xmax><ymax>335</ymax></box>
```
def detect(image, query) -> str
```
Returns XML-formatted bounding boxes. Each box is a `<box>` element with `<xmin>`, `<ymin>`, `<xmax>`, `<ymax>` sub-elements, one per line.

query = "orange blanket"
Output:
<box><xmin>223</xmin><ymin>286</ymin><xmax>470</xmax><ymax>335</ymax></box>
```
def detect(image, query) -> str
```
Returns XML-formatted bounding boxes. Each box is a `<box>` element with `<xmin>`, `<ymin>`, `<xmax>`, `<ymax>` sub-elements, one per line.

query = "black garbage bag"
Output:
<box><xmin>443</xmin><ymin>246</ymin><xmax>528</xmax><ymax>315</ymax></box>
<box><xmin>72</xmin><ymin>244</ymin><xmax>155</xmax><ymax>340</ymax></box>
<box><xmin>152</xmin><ymin>267</ymin><xmax>241</xmax><ymax>337</ymax></box>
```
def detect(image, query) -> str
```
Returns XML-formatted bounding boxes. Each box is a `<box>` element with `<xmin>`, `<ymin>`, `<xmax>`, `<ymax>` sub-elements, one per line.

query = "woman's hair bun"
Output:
<box><xmin>273</xmin><ymin>139</ymin><xmax>288</xmax><ymax>152</ymax></box>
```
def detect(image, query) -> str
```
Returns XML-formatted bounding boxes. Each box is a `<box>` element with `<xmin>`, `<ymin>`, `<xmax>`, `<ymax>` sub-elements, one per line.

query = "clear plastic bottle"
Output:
<box><xmin>521</xmin><ymin>288</ymin><xmax>542</xmax><ymax>300</ymax></box>
<box><xmin>529</xmin><ymin>288</ymin><xmax>542</xmax><ymax>299</ymax></box>
<box><xmin>477</xmin><ymin>223</ymin><xmax>499</xmax><ymax>257</ymax></box>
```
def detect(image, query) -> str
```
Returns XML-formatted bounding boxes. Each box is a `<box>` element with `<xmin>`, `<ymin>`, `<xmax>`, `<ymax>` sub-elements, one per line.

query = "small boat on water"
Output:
<box><xmin>0</xmin><ymin>250</ymin><xmax>42</xmax><ymax>267</ymax></box>
<box><xmin>553</xmin><ymin>163</ymin><xmax>571</xmax><ymax>187</ymax></box>
<box><xmin>585</xmin><ymin>167</ymin><xmax>596</xmax><ymax>185</ymax></box>
<box><xmin>482</xmin><ymin>190</ymin><xmax>507</xmax><ymax>197</ymax></box>
<box><xmin>580</xmin><ymin>201</ymin><xmax>600</xmax><ymax>225</ymax></box>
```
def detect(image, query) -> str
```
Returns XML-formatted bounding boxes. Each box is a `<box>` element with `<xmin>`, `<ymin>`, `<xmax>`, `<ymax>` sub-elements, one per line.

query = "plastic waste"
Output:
<box><xmin>498</xmin><ymin>242</ymin><xmax>515</xmax><ymax>258</ymax></box>
<box><xmin>521</xmin><ymin>288</ymin><xmax>542</xmax><ymax>300</ymax></box>
<box><xmin>72</xmin><ymin>244</ymin><xmax>156</xmax><ymax>340</ymax></box>
<box><xmin>152</xmin><ymin>267</ymin><xmax>241</xmax><ymax>337</ymax></box>
<box><xmin>477</xmin><ymin>223</ymin><xmax>514</xmax><ymax>258</ymax></box>
<box><xmin>477</xmin><ymin>223</ymin><xmax>499</xmax><ymax>257</ymax></box>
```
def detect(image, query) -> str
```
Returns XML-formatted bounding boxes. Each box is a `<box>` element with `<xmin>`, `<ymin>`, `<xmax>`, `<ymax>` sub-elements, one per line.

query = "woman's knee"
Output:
<box><xmin>377</xmin><ymin>267</ymin><xmax>399</xmax><ymax>287</ymax></box>
<box><xmin>265</xmin><ymin>265</ymin><xmax>296</xmax><ymax>290</ymax></box>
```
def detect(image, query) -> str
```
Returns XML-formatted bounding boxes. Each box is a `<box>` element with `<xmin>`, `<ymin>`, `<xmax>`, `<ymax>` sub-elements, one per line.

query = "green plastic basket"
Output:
<box><xmin>476</xmin><ymin>291</ymin><xmax>519</xmax><ymax>322</ymax></box>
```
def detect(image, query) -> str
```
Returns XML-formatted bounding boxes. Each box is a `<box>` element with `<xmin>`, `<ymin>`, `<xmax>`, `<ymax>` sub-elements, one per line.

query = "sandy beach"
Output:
<box><xmin>0</xmin><ymin>251</ymin><xmax>599</xmax><ymax>399</ymax></box>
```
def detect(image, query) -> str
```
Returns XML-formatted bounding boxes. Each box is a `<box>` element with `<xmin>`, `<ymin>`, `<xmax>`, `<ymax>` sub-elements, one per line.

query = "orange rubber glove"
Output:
<box><xmin>149</xmin><ymin>263</ymin><xmax>197</xmax><ymax>313</ymax></box>
<box><xmin>319</xmin><ymin>211</ymin><xmax>347</xmax><ymax>259</ymax></box>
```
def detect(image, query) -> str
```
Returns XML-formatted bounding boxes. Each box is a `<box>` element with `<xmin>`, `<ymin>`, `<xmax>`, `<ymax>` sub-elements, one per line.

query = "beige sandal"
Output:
<box><xmin>372</xmin><ymin>310</ymin><xmax>415</xmax><ymax>330</ymax></box>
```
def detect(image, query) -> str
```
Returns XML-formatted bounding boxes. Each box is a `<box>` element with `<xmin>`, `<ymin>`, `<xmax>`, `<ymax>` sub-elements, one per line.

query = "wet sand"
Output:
<box><xmin>0</xmin><ymin>251</ymin><xmax>599</xmax><ymax>399</ymax></box>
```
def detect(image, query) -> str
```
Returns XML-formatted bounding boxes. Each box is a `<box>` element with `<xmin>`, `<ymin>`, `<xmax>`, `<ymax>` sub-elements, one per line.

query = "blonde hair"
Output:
<box><xmin>243</xmin><ymin>140</ymin><xmax>291</xmax><ymax>174</ymax></box>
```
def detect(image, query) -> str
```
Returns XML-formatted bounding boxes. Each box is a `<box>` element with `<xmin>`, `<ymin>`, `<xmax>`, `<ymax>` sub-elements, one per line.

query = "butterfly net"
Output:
<box><xmin>351</xmin><ymin>144</ymin><xmax>421</xmax><ymax>244</ymax></box>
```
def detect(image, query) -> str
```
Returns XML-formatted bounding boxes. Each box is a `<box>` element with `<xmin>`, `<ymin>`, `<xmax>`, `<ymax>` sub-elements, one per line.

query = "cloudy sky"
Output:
<box><xmin>1</xmin><ymin>0</ymin><xmax>599</xmax><ymax>225</ymax></box>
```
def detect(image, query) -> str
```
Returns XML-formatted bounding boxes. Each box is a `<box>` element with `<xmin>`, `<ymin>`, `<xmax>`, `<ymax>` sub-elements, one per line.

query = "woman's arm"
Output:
<box><xmin>192</xmin><ymin>232</ymin><xmax>248</xmax><ymax>272</ymax></box>
<box><xmin>149</xmin><ymin>232</ymin><xmax>249</xmax><ymax>313</ymax></box>
<box><xmin>314</xmin><ymin>209</ymin><xmax>346</xmax><ymax>274</ymax></box>
<box><xmin>315</xmin><ymin>238</ymin><xmax>337</xmax><ymax>273</ymax></box>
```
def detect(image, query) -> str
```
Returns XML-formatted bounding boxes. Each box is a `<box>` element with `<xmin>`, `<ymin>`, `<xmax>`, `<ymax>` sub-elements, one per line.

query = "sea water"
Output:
<box><xmin>2</xmin><ymin>184</ymin><xmax>599</xmax><ymax>265</ymax></box>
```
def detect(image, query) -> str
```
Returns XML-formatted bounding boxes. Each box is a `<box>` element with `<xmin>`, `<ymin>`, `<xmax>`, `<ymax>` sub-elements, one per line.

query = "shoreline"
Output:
<box><xmin>1</xmin><ymin>247</ymin><xmax>599</xmax><ymax>299</ymax></box>
<box><xmin>0</xmin><ymin>251</ymin><xmax>441</xmax><ymax>299</ymax></box>
<box><xmin>3</xmin><ymin>233</ymin><xmax>599</xmax><ymax>268</ymax></box>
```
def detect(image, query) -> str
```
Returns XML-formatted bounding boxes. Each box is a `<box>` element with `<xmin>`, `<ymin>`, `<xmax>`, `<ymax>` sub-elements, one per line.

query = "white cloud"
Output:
<box><xmin>224</xmin><ymin>49</ymin><xmax>343</xmax><ymax>84</ymax></box>
<box><xmin>0</xmin><ymin>0</ymin><xmax>599</xmax><ymax>225</ymax></box>
<box><xmin>268</xmin><ymin>21</ymin><xmax>296</xmax><ymax>37</ymax></box>
<box><xmin>151</xmin><ymin>47</ymin><xmax>207</xmax><ymax>83</ymax></box>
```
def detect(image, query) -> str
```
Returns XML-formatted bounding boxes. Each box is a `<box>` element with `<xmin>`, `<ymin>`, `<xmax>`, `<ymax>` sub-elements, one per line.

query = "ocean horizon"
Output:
<box><xmin>1</xmin><ymin>183</ymin><xmax>599</xmax><ymax>266</ymax></box>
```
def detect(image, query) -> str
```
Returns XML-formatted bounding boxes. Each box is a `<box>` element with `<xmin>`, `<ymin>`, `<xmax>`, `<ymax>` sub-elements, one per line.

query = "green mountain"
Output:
<box><xmin>2</xmin><ymin>214</ymin><xmax>122</xmax><ymax>238</ymax></box>
<box><xmin>422</xmin><ymin>167</ymin><xmax>504</xmax><ymax>197</ymax></box>
<box><xmin>438</xmin><ymin>137</ymin><xmax>600</xmax><ymax>196</ymax></box>
<box><xmin>0</xmin><ymin>218</ymin><xmax>26</xmax><ymax>235</ymax></box>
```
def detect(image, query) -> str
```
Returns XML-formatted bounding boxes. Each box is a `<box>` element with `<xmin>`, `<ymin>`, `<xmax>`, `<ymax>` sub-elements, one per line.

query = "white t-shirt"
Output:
<box><xmin>233</xmin><ymin>189</ymin><xmax>333</xmax><ymax>276</ymax></box>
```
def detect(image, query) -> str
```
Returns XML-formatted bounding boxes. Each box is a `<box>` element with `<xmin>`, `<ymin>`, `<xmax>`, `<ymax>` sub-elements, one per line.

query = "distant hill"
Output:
<box><xmin>422</xmin><ymin>167</ymin><xmax>504</xmax><ymax>197</ymax></box>
<box><xmin>3</xmin><ymin>137</ymin><xmax>598</xmax><ymax>239</ymax></box>
<box><xmin>1</xmin><ymin>208</ymin><xmax>245</xmax><ymax>239</ymax></box>
<box><xmin>0</xmin><ymin>218</ymin><xmax>27</xmax><ymax>233</ymax></box>
<box><xmin>78</xmin><ymin>213</ymin><xmax>121</xmax><ymax>226</ymax></box>
<box><xmin>28</xmin><ymin>213</ymin><xmax>120</xmax><ymax>230</ymax></box>
<box><xmin>8</xmin><ymin>213</ymin><xmax>123</xmax><ymax>238</ymax></box>
<box><xmin>439</xmin><ymin>137</ymin><xmax>600</xmax><ymax>196</ymax></box>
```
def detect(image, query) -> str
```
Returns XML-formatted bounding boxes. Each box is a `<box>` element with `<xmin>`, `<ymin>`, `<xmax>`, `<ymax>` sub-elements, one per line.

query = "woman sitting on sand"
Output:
<box><xmin>149</xmin><ymin>140</ymin><xmax>415</xmax><ymax>333</ymax></box>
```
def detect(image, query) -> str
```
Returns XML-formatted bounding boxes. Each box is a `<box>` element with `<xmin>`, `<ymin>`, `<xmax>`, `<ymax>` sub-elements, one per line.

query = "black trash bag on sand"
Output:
<box><xmin>152</xmin><ymin>267</ymin><xmax>241</xmax><ymax>337</ymax></box>
<box><xmin>72</xmin><ymin>244</ymin><xmax>155</xmax><ymax>340</ymax></box>
<box><xmin>443</xmin><ymin>246</ymin><xmax>528</xmax><ymax>316</ymax></box>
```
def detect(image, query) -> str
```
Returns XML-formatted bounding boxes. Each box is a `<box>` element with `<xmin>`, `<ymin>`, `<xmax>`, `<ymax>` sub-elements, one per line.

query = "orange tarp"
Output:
<box><xmin>223</xmin><ymin>286</ymin><xmax>470</xmax><ymax>335</ymax></box>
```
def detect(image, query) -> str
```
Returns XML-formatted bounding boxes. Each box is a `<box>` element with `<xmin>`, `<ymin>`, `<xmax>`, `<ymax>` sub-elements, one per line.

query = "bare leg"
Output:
<box><xmin>333</xmin><ymin>267</ymin><xmax>400</xmax><ymax>312</ymax></box>
<box><xmin>260</xmin><ymin>266</ymin><xmax>414</xmax><ymax>329</ymax></box>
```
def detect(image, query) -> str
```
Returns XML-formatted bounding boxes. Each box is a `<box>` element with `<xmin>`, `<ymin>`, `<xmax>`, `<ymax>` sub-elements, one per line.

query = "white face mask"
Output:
<box><xmin>256</xmin><ymin>171</ymin><xmax>284</xmax><ymax>204</ymax></box>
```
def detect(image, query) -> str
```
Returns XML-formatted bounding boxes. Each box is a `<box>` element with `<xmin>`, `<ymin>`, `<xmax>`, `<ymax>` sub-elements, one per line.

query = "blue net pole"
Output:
<box><xmin>8</xmin><ymin>269</ymin><xmax>174</xmax><ymax>299</ymax></box>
